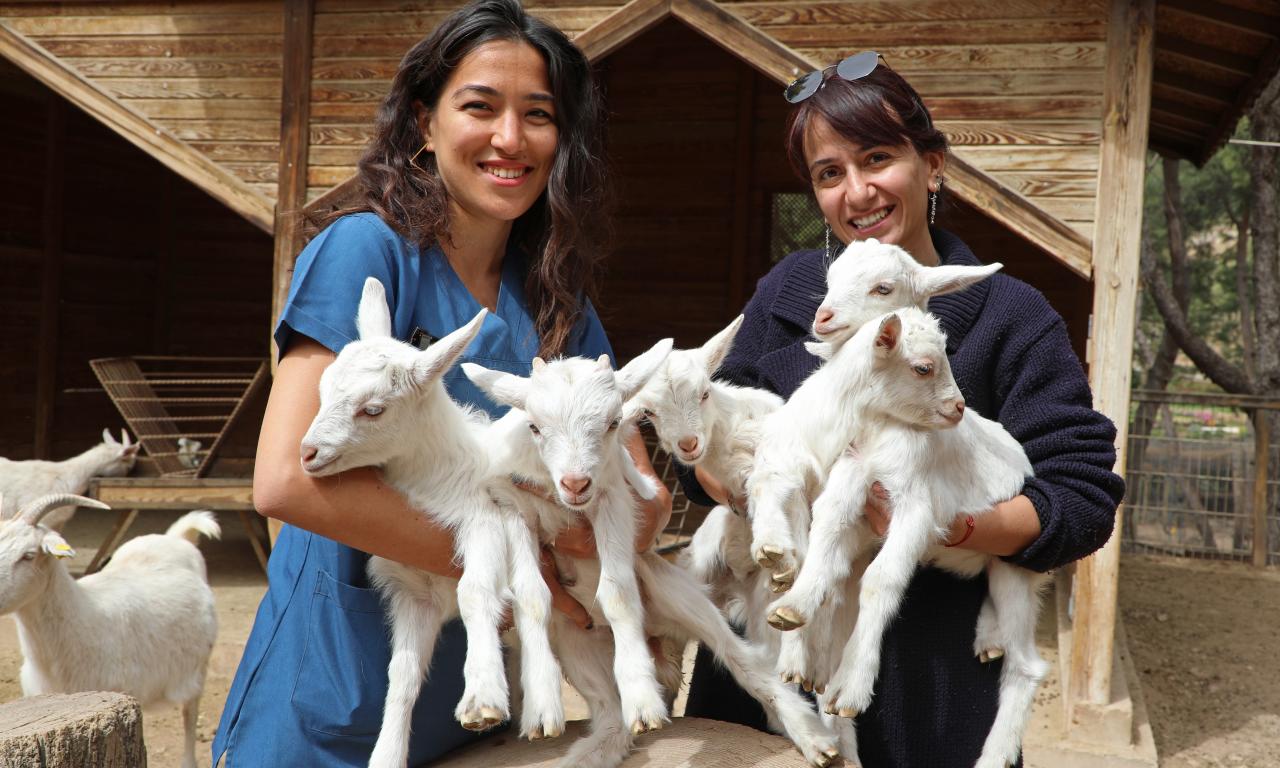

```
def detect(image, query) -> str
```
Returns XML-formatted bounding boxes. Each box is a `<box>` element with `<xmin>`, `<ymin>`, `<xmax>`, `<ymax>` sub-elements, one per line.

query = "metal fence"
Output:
<box><xmin>1122</xmin><ymin>390</ymin><xmax>1279</xmax><ymax>566</ymax></box>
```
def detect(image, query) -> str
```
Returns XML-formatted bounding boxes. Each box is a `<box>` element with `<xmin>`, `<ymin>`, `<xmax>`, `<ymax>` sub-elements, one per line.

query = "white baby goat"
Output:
<box><xmin>626</xmin><ymin>318</ymin><xmax>860</xmax><ymax>755</ymax></box>
<box><xmin>748</xmin><ymin>238</ymin><xmax>1001</xmax><ymax>594</ymax></box>
<box><xmin>299</xmin><ymin>278</ymin><xmax>565</xmax><ymax>768</ymax></box>
<box><xmin>0</xmin><ymin>493</ymin><xmax>219</xmax><ymax>768</ymax></box>
<box><xmin>0</xmin><ymin>429</ymin><xmax>139</xmax><ymax>530</ymax></box>
<box><xmin>768</xmin><ymin>309</ymin><xmax>1049</xmax><ymax>768</ymax></box>
<box><xmin>468</xmin><ymin>348</ymin><xmax>843</xmax><ymax>768</ymax></box>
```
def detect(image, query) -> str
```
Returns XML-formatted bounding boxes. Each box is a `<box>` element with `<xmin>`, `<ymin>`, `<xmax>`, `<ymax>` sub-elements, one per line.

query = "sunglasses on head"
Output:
<box><xmin>784</xmin><ymin>51</ymin><xmax>884</xmax><ymax>104</ymax></box>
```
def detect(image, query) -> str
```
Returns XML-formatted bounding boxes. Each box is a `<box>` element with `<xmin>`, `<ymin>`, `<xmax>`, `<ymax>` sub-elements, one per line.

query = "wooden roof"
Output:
<box><xmin>1149</xmin><ymin>0</ymin><xmax>1280</xmax><ymax>165</ymax></box>
<box><xmin>0</xmin><ymin>0</ymin><xmax>1273</xmax><ymax>265</ymax></box>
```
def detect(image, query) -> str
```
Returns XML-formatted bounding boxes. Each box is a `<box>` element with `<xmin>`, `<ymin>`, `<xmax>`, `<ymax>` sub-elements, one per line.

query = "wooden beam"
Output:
<box><xmin>572</xmin><ymin>0</ymin><xmax>670</xmax><ymax>61</ymax></box>
<box><xmin>273</xmin><ymin>0</ymin><xmax>316</xmax><ymax>347</ymax></box>
<box><xmin>34</xmin><ymin>96</ymin><xmax>64</xmax><ymax>460</ymax></box>
<box><xmin>670</xmin><ymin>0</ymin><xmax>812</xmax><ymax>84</ymax></box>
<box><xmin>946</xmin><ymin>154</ymin><xmax>1094</xmax><ymax>277</ymax></box>
<box><xmin>1252</xmin><ymin>414</ymin><xmax>1272</xmax><ymax>568</ymax></box>
<box><xmin>1071</xmin><ymin>0</ymin><xmax>1154</xmax><ymax>712</ymax></box>
<box><xmin>1196</xmin><ymin>36</ymin><xmax>1280</xmax><ymax>166</ymax></box>
<box><xmin>0</xmin><ymin>21</ymin><xmax>275</xmax><ymax>234</ymax></box>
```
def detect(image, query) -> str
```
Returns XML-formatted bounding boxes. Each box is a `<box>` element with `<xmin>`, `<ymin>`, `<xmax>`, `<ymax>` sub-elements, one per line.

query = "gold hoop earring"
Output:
<box><xmin>409</xmin><ymin>142</ymin><xmax>431</xmax><ymax>169</ymax></box>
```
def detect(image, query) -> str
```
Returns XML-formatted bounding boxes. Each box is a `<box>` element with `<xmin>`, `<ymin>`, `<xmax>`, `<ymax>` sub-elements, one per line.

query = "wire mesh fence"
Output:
<box><xmin>1122</xmin><ymin>390</ymin><xmax>1279</xmax><ymax>566</ymax></box>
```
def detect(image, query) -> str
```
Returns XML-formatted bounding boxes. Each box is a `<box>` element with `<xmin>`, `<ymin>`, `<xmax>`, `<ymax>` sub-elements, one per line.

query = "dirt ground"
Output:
<box><xmin>2</xmin><ymin>510</ymin><xmax>1277</xmax><ymax>767</ymax></box>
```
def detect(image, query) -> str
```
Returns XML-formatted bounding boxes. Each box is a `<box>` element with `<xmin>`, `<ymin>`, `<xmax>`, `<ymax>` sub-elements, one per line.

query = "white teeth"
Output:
<box><xmin>485</xmin><ymin>165</ymin><xmax>527</xmax><ymax>179</ymax></box>
<box><xmin>853</xmin><ymin>208</ymin><xmax>890</xmax><ymax>228</ymax></box>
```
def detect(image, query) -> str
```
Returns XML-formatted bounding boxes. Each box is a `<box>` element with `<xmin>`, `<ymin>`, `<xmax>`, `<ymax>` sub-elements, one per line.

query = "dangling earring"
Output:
<box><xmin>409</xmin><ymin>142</ymin><xmax>431</xmax><ymax>170</ymax></box>
<box><xmin>824</xmin><ymin>225</ymin><xmax>833</xmax><ymax>262</ymax></box>
<box><xmin>929</xmin><ymin>177</ymin><xmax>941</xmax><ymax>225</ymax></box>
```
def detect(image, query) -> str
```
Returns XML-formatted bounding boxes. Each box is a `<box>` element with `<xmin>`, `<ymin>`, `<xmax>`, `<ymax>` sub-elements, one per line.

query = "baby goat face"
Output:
<box><xmin>300</xmin><ymin>277</ymin><xmax>485</xmax><ymax>477</ymax></box>
<box><xmin>466</xmin><ymin>338</ymin><xmax>672</xmax><ymax>509</ymax></box>
<box><xmin>814</xmin><ymin>238</ymin><xmax>1001</xmax><ymax>348</ymax></box>
<box><xmin>869</xmin><ymin>309</ymin><xmax>965</xmax><ymax>430</ymax></box>
<box><xmin>632</xmin><ymin>316</ymin><xmax>743</xmax><ymax>464</ymax></box>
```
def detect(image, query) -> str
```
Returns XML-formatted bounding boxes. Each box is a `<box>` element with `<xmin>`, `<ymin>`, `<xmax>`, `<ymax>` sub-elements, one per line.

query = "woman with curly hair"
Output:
<box><xmin>213</xmin><ymin>2</ymin><xmax>670</xmax><ymax>764</ymax></box>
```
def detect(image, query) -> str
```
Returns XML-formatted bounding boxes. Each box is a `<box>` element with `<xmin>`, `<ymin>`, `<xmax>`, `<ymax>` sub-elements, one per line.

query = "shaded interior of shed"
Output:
<box><xmin>0</xmin><ymin>60</ymin><xmax>271</xmax><ymax>462</ymax></box>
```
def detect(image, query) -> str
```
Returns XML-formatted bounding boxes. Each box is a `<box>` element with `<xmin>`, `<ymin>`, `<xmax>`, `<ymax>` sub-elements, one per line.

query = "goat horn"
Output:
<box><xmin>20</xmin><ymin>493</ymin><xmax>110</xmax><ymax>526</ymax></box>
<box><xmin>121</xmin><ymin>428</ymin><xmax>131</xmax><ymax>447</ymax></box>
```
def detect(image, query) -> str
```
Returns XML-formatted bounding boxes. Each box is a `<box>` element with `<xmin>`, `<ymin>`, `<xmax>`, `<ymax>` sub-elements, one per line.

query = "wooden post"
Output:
<box><xmin>34</xmin><ymin>96</ymin><xmax>64</xmax><ymax>459</ymax></box>
<box><xmin>729</xmin><ymin>64</ymin><xmax>755</xmax><ymax>311</ymax></box>
<box><xmin>0</xmin><ymin>692</ymin><xmax>146</xmax><ymax>767</ymax></box>
<box><xmin>1071</xmin><ymin>0</ymin><xmax>1154</xmax><ymax>715</ymax></box>
<box><xmin>267</xmin><ymin>0</ymin><xmax>315</xmax><ymax>546</ymax></box>
<box><xmin>1253</xmin><ymin>411</ymin><xmax>1272</xmax><ymax>567</ymax></box>
<box><xmin>272</xmin><ymin>0</ymin><xmax>316</xmax><ymax>355</ymax></box>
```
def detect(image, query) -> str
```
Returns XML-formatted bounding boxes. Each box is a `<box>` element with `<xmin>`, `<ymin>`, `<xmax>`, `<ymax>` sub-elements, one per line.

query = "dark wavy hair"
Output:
<box><xmin>321</xmin><ymin>0</ymin><xmax>609</xmax><ymax>357</ymax></box>
<box><xmin>784</xmin><ymin>65</ymin><xmax>948</xmax><ymax>209</ymax></box>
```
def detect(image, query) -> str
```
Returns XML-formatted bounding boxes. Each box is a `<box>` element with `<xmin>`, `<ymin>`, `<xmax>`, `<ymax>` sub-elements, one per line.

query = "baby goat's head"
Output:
<box><xmin>813</xmin><ymin>238</ymin><xmax>1001</xmax><ymax>348</ymax></box>
<box><xmin>627</xmin><ymin>316</ymin><xmax>743</xmax><ymax>464</ymax></box>
<box><xmin>300</xmin><ymin>277</ymin><xmax>486</xmax><ymax>477</ymax></box>
<box><xmin>465</xmin><ymin>338</ymin><xmax>672</xmax><ymax>509</ymax></box>
<box><xmin>96</xmin><ymin>428</ymin><xmax>140</xmax><ymax>477</ymax></box>
<box><xmin>0</xmin><ymin>493</ymin><xmax>109</xmax><ymax>615</ymax></box>
<box><xmin>864</xmin><ymin>308</ymin><xmax>965</xmax><ymax>430</ymax></box>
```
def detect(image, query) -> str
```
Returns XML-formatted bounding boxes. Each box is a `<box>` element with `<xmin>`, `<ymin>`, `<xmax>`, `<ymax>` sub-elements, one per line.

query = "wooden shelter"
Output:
<box><xmin>2</xmin><ymin>0</ymin><xmax>1277</xmax><ymax>761</ymax></box>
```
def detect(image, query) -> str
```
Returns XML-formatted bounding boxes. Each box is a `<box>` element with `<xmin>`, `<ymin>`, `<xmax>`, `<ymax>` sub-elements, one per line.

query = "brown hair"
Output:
<box><xmin>784</xmin><ymin>65</ymin><xmax>947</xmax><ymax>184</ymax></box>
<box><xmin>316</xmin><ymin>0</ymin><xmax>610</xmax><ymax>357</ymax></box>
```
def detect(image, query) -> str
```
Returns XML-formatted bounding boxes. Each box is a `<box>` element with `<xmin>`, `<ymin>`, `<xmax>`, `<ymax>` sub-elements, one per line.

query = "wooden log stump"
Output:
<box><xmin>0</xmin><ymin>692</ymin><xmax>147</xmax><ymax>768</ymax></box>
<box><xmin>435</xmin><ymin>717</ymin><xmax>813</xmax><ymax>767</ymax></box>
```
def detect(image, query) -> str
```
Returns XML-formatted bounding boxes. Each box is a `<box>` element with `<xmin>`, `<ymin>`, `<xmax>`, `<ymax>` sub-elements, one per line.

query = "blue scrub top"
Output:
<box><xmin>213</xmin><ymin>213</ymin><xmax>613</xmax><ymax>767</ymax></box>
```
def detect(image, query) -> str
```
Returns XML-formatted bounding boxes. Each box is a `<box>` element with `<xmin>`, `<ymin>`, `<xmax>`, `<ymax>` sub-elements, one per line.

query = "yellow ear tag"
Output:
<box><xmin>44</xmin><ymin>542</ymin><xmax>76</xmax><ymax>559</ymax></box>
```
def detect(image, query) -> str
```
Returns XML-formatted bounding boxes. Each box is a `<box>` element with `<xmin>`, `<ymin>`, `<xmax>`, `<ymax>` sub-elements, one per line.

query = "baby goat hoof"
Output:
<box><xmin>801</xmin><ymin>679</ymin><xmax>814</xmax><ymax>693</ymax></box>
<box><xmin>766</xmin><ymin>606</ymin><xmax>806</xmax><ymax>631</ymax></box>
<box><xmin>814</xmin><ymin>683</ymin><xmax>826</xmax><ymax>695</ymax></box>
<box><xmin>814</xmin><ymin>748</ymin><xmax>843</xmax><ymax>767</ymax></box>
<box><xmin>480</xmin><ymin>706</ymin><xmax>504</xmax><ymax>727</ymax></box>
<box><xmin>756</xmin><ymin>545</ymin><xmax>784</xmax><ymax>568</ymax></box>
<box><xmin>978</xmin><ymin>648</ymin><xmax>1005</xmax><ymax>663</ymax></box>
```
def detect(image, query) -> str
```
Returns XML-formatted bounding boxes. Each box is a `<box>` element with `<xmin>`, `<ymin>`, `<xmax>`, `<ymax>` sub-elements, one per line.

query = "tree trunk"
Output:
<box><xmin>0</xmin><ymin>692</ymin><xmax>146</xmax><ymax>768</ymax></box>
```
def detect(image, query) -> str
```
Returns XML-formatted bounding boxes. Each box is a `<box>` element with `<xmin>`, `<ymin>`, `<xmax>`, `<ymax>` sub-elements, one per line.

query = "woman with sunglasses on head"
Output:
<box><xmin>212</xmin><ymin>1</ymin><xmax>671</xmax><ymax>765</ymax></box>
<box><xmin>679</xmin><ymin>54</ymin><xmax>1124</xmax><ymax>767</ymax></box>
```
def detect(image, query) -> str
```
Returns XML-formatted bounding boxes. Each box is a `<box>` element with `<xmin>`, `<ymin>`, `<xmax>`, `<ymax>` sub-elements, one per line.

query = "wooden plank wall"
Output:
<box><xmin>721</xmin><ymin>0</ymin><xmax>1108</xmax><ymax>242</ymax></box>
<box><xmin>0</xmin><ymin>63</ymin><xmax>271</xmax><ymax>460</ymax></box>
<box><xmin>2</xmin><ymin>1</ymin><xmax>287</xmax><ymax>202</ymax></box>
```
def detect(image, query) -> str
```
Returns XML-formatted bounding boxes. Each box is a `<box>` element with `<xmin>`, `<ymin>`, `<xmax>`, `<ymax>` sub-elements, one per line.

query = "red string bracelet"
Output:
<box><xmin>944</xmin><ymin>514</ymin><xmax>976</xmax><ymax>547</ymax></box>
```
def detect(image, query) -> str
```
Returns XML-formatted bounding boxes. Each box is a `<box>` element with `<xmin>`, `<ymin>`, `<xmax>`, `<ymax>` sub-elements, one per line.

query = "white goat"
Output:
<box><xmin>0</xmin><ymin>429</ymin><xmax>139</xmax><ymax>530</ymax></box>
<box><xmin>626</xmin><ymin>319</ymin><xmax>860</xmax><ymax>756</ymax></box>
<box><xmin>767</xmin><ymin>309</ymin><xmax>1050</xmax><ymax>768</ymax></box>
<box><xmin>468</xmin><ymin>349</ymin><xmax>843</xmax><ymax>768</ymax></box>
<box><xmin>299</xmin><ymin>278</ymin><xmax>565</xmax><ymax>768</ymax></box>
<box><xmin>0</xmin><ymin>493</ymin><xmax>219</xmax><ymax>768</ymax></box>
<box><xmin>748</xmin><ymin>239</ymin><xmax>1001</xmax><ymax>590</ymax></box>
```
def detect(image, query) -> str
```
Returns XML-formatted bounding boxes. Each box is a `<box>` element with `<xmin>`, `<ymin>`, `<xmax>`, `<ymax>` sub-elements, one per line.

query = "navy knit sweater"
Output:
<box><xmin>679</xmin><ymin>228</ymin><xmax>1125</xmax><ymax>767</ymax></box>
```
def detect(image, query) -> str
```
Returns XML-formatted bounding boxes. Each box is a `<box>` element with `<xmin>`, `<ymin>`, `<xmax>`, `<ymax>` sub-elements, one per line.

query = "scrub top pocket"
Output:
<box><xmin>291</xmin><ymin>569</ymin><xmax>389</xmax><ymax>738</ymax></box>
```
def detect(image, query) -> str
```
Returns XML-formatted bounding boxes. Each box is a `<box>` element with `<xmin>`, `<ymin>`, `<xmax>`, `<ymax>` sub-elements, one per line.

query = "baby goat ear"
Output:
<box><xmin>617</xmin><ymin>338</ymin><xmax>674</xmax><ymax>403</ymax></box>
<box><xmin>874</xmin><ymin>313</ymin><xmax>902</xmax><ymax>357</ymax></box>
<box><xmin>462</xmin><ymin>362</ymin><xmax>530</xmax><ymax>410</ymax></box>
<box><xmin>356</xmin><ymin>277</ymin><xmax>394</xmax><ymax>340</ymax></box>
<box><xmin>700</xmin><ymin>315</ymin><xmax>744</xmax><ymax>375</ymax></box>
<box><xmin>102</xmin><ymin>428</ymin><xmax>117</xmax><ymax>446</ymax></box>
<box><xmin>914</xmin><ymin>262</ymin><xmax>1002</xmax><ymax>300</ymax></box>
<box><xmin>411</xmin><ymin>309</ymin><xmax>486</xmax><ymax>388</ymax></box>
<box><xmin>42</xmin><ymin>530</ymin><xmax>76</xmax><ymax>560</ymax></box>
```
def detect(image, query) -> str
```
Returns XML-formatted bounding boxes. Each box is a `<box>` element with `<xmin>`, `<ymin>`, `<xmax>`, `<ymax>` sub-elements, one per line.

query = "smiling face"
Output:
<box><xmin>419</xmin><ymin>39</ymin><xmax>558</xmax><ymax>233</ymax></box>
<box><xmin>804</xmin><ymin>115</ymin><xmax>944</xmax><ymax>265</ymax></box>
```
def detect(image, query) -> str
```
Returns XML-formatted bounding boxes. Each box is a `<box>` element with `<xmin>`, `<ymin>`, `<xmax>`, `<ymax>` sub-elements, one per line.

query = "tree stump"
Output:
<box><xmin>436</xmin><ymin>717</ymin><xmax>815</xmax><ymax>768</ymax></box>
<box><xmin>0</xmin><ymin>692</ymin><xmax>146</xmax><ymax>768</ymax></box>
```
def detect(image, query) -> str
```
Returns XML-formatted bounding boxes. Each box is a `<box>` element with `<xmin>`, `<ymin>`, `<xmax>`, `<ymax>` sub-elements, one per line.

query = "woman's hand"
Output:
<box><xmin>539</xmin><ymin>547</ymin><xmax>593</xmax><ymax>630</ymax></box>
<box><xmin>863</xmin><ymin>482</ymin><xmax>1042</xmax><ymax>556</ymax></box>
